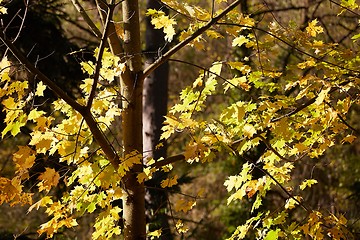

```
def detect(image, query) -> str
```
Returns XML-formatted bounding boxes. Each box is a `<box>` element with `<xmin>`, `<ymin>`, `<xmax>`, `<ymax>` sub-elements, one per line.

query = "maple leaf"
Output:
<box><xmin>160</xmin><ymin>175</ymin><xmax>178</xmax><ymax>188</ymax></box>
<box><xmin>174</xmin><ymin>198</ymin><xmax>196</xmax><ymax>212</ymax></box>
<box><xmin>232</xmin><ymin>35</ymin><xmax>249</xmax><ymax>47</ymax></box>
<box><xmin>306</xmin><ymin>19</ymin><xmax>323</xmax><ymax>37</ymax></box>
<box><xmin>300</xmin><ymin>179</ymin><xmax>318</xmax><ymax>190</ymax></box>
<box><xmin>297</xmin><ymin>59</ymin><xmax>316</xmax><ymax>69</ymax></box>
<box><xmin>13</xmin><ymin>146</ymin><xmax>36</xmax><ymax>171</ymax></box>
<box><xmin>285</xmin><ymin>196</ymin><xmax>302</xmax><ymax>209</ymax></box>
<box><xmin>80</xmin><ymin>61</ymin><xmax>94</xmax><ymax>75</ymax></box>
<box><xmin>29</xmin><ymin>131</ymin><xmax>54</xmax><ymax>154</ymax></box>
<box><xmin>147</xmin><ymin>9</ymin><xmax>177</xmax><ymax>42</ymax></box>
<box><xmin>0</xmin><ymin>6</ymin><xmax>6</xmax><ymax>14</ymax></box>
<box><xmin>341</xmin><ymin>134</ymin><xmax>356</xmax><ymax>144</ymax></box>
<box><xmin>28</xmin><ymin>109</ymin><xmax>46</xmax><ymax>121</ymax></box>
<box><xmin>148</xmin><ymin>229</ymin><xmax>162</xmax><ymax>239</ymax></box>
<box><xmin>28</xmin><ymin>196</ymin><xmax>53</xmax><ymax>213</ymax></box>
<box><xmin>243</xmin><ymin>124</ymin><xmax>257</xmax><ymax>138</ymax></box>
<box><xmin>263</xmin><ymin>229</ymin><xmax>281</xmax><ymax>240</ymax></box>
<box><xmin>175</xmin><ymin>220</ymin><xmax>189</xmax><ymax>233</ymax></box>
<box><xmin>80</xmin><ymin>78</ymin><xmax>93</xmax><ymax>95</ymax></box>
<box><xmin>37</xmin><ymin>168</ymin><xmax>60</xmax><ymax>192</ymax></box>
<box><xmin>315</xmin><ymin>87</ymin><xmax>331</xmax><ymax>105</ymax></box>
<box><xmin>118</xmin><ymin>150</ymin><xmax>142</xmax><ymax>177</ymax></box>
<box><xmin>0</xmin><ymin>56</ymin><xmax>10</xmax><ymax>82</ymax></box>
<box><xmin>35</xmin><ymin>81</ymin><xmax>47</xmax><ymax>96</ymax></box>
<box><xmin>206</xmin><ymin>29</ymin><xmax>223</xmax><ymax>39</ymax></box>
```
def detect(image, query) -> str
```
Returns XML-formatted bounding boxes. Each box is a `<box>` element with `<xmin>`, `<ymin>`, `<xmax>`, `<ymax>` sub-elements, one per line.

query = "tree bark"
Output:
<box><xmin>143</xmin><ymin>0</ymin><xmax>172</xmax><ymax>238</ymax></box>
<box><xmin>121</xmin><ymin>0</ymin><xmax>146</xmax><ymax>239</ymax></box>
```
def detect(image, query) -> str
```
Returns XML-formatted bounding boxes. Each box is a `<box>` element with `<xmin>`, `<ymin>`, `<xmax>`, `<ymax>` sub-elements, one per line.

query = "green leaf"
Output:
<box><xmin>264</xmin><ymin>229</ymin><xmax>280</xmax><ymax>240</ymax></box>
<box><xmin>351</xmin><ymin>33</ymin><xmax>360</xmax><ymax>41</ymax></box>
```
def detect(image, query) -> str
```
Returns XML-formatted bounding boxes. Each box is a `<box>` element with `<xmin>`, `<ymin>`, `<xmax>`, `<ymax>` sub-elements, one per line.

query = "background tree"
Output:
<box><xmin>143</xmin><ymin>0</ymin><xmax>172</xmax><ymax>238</ymax></box>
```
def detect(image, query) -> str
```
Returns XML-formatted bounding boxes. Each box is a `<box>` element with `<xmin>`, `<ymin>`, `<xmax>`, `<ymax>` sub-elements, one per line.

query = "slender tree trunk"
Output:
<box><xmin>121</xmin><ymin>0</ymin><xmax>146</xmax><ymax>239</ymax></box>
<box><xmin>143</xmin><ymin>0</ymin><xmax>172</xmax><ymax>238</ymax></box>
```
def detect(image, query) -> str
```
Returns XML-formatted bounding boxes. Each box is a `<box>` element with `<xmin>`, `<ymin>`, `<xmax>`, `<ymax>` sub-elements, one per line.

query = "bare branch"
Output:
<box><xmin>87</xmin><ymin>4</ymin><xmax>115</xmax><ymax>109</ymax></box>
<box><xmin>217</xmin><ymin>22</ymin><xmax>360</xmax><ymax>75</ymax></box>
<box><xmin>271</xmin><ymin>80</ymin><xmax>352</xmax><ymax>122</ymax></box>
<box><xmin>142</xmin><ymin>0</ymin><xmax>244</xmax><ymax>79</ymax></box>
<box><xmin>0</xmin><ymin>31</ymin><xmax>85</xmax><ymax>114</ymax></box>
<box><xmin>70</xmin><ymin>0</ymin><xmax>102</xmax><ymax>38</ymax></box>
<box><xmin>0</xmin><ymin>29</ymin><xmax>121</xmax><ymax>170</ymax></box>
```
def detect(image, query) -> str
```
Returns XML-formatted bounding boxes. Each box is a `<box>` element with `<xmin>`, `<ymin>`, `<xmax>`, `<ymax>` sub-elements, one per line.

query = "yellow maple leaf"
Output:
<box><xmin>341</xmin><ymin>134</ymin><xmax>356</xmax><ymax>144</ymax></box>
<box><xmin>137</xmin><ymin>167</ymin><xmax>155</xmax><ymax>183</ymax></box>
<box><xmin>2</xmin><ymin>96</ymin><xmax>17</xmax><ymax>110</ymax></box>
<box><xmin>160</xmin><ymin>175</ymin><xmax>178</xmax><ymax>188</ymax></box>
<box><xmin>315</xmin><ymin>87</ymin><xmax>331</xmax><ymax>105</ymax></box>
<box><xmin>13</xmin><ymin>146</ymin><xmax>36</xmax><ymax>171</ymax></box>
<box><xmin>0</xmin><ymin>56</ymin><xmax>11</xmax><ymax>82</ymax></box>
<box><xmin>118</xmin><ymin>150</ymin><xmax>142</xmax><ymax>177</ymax></box>
<box><xmin>243</xmin><ymin>124</ymin><xmax>256</xmax><ymax>138</ymax></box>
<box><xmin>174</xmin><ymin>198</ymin><xmax>196</xmax><ymax>212</ymax></box>
<box><xmin>285</xmin><ymin>196</ymin><xmax>302</xmax><ymax>209</ymax></box>
<box><xmin>80</xmin><ymin>78</ymin><xmax>93</xmax><ymax>95</ymax></box>
<box><xmin>300</xmin><ymin>179</ymin><xmax>318</xmax><ymax>190</ymax></box>
<box><xmin>148</xmin><ymin>229</ymin><xmax>162</xmax><ymax>239</ymax></box>
<box><xmin>29</xmin><ymin>131</ymin><xmax>54</xmax><ymax>154</ymax></box>
<box><xmin>37</xmin><ymin>168</ymin><xmax>60</xmax><ymax>192</ymax></box>
<box><xmin>28</xmin><ymin>109</ymin><xmax>46</xmax><ymax>121</ymax></box>
<box><xmin>175</xmin><ymin>220</ymin><xmax>189</xmax><ymax>233</ymax></box>
<box><xmin>232</xmin><ymin>35</ymin><xmax>249</xmax><ymax>47</ymax></box>
<box><xmin>35</xmin><ymin>81</ymin><xmax>47</xmax><ymax>96</ymax></box>
<box><xmin>297</xmin><ymin>59</ymin><xmax>316</xmax><ymax>69</ymax></box>
<box><xmin>306</xmin><ymin>19</ymin><xmax>323</xmax><ymax>37</ymax></box>
<box><xmin>148</xmin><ymin>10</ymin><xmax>177</xmax><ymax>42</ymax></box>
<box><xmin>206</xmin><ymin>29</ymin><xmax>223</xmax><ymax>39</ymax></box>
<box><xmin>28</xmin><ymin>196</ymin><xmax>53</xmax><ymax>213</ymax></box>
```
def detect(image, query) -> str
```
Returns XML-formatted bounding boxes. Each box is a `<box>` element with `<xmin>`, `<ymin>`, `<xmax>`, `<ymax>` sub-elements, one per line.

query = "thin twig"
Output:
<box><xmin>70</xmin><ymin>0</ymin><xmax>102</xmax><ymax>38</ymax></box>
<box><xmin>0</xmin><ymin>31</ymin><xmax>85</xmax><ymax>114</ymax></box>
<box><xmin>142</xmin><ymin>0</ymin><xmax>244</xmax><ymax>79</ymax></box>
<box><xmin>86</xmin><ymin>4</ymin><xmax>115</xmax><ymax>109</ymax></box>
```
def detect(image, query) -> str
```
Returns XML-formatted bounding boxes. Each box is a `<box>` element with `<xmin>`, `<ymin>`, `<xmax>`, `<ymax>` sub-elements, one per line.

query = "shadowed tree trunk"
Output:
<box><xmin>143</xmin><ymin>0</ymin><xmax>172</xmax><ymax>238</ymax></box>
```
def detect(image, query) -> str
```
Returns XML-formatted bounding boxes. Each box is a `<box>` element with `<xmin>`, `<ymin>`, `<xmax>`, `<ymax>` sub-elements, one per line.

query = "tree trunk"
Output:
<box><xmin>121</xmin><ymin>0</ymin><xmax>146</xmax><ymax>239</ymax></box>
<box><xmin>143</xmin><ymin>0</ymin><xmax>172</xmax><ymax>238</ymax></box>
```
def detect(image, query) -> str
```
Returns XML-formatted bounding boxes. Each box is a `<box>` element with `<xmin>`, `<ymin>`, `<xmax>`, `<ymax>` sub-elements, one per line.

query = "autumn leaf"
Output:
<box><xmin>206</xmin><ymin>29</ymin><xmax>223</xmax><ymax>39</ymax></box>
<box><xmin>306</xmin><ymin>19</ymin><xmax>323</xmax><ymax>37</ymax></box>
<box><xmin>174</xmin><ymin>198</ymin><xmax>196</xmax><ymax>212</ymax></box>
<box><xmin>37</xmin><ymin>168</ymin><xmax>60</xmax><ymax>192</ymax></box>
<box><xmin>243</xmin><ymin>124</ymin><xmax>257</xmax><ymax>138</ymax></box>
<box><xmin>148</xmin><ymin>229</ymin><xmax>162</xmax><ymax>239</ymax></box>
<box><xmin>175</xmin><ymin>220</ymin><xmax>189</xmax><ymax>234</ymax></box>
<box><xmin>285</xmin><ymin>196</ymin><xmax>302</xmax><ymax>209</ymax></box>
<box><xmin>264</xmin><ymin>229</ymin><xmax>281</xmax><ymax>240</ymax></box>
<box><xmin>160</xmin><ymin>175</ymin><xmax>178</xmax><ymax>188</ymax></box>
<box><xmin>146</xmin><ymin>9</ymin><xmax>177</xmax><ymax>42</ymax></box>
<box><xmin>232</xmin><ymin>35</ymin><xmax>249</xmax><ymax>47</ymax></box>
<box><xmin>28</xmin><ymin>196</ymin><xmax>53</xmax><ymax>213</ymax></box>
<box><xmin>315</xmin><ymin>87</ymin><xmax>330</xmax><ymax>105</ymax></box>
<box><xmin>35</xmin><ymin>81</ymin><xmax>47</xmax><ymax>96</ymax></box>
<box><xmin>0</xmin><ymin>56</ymin><xmax>10</xmax><ymax>82</ymax></box>
<box><xmin>341</xmin><ymin>134</ymin><xmax>356</xmax><ymax>144</ymax></box>
<box><xmin>118</xmin><ymin>150</ymin><xmax>142</xmax><ymax>177</ymax></box>
<box><xmin>13</xmin><ymin>146</ymin><xmax>36</xmax><ymax>172</ymax></box>
<box><xmin>300</xmin><ymin>179</ymin><xmax>318</xmax><ymax>190</ymax></box>
<box><xmin>28</xmin><ymin>109</ymin><xmax>46</xmax><ymax>121</ymax></box>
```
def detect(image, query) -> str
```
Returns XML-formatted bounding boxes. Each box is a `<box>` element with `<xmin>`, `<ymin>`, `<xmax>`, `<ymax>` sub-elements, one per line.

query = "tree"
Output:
<box><xmin>143</xmin><ymin>0</ymin><xmax>172</xmax><ymax>238</ymax></box>
<box><xmin>0</xmin><ymin>0</ymin><xmax>359</xmax><ymax>239</ymax></box>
